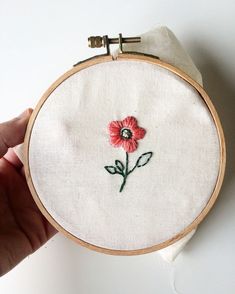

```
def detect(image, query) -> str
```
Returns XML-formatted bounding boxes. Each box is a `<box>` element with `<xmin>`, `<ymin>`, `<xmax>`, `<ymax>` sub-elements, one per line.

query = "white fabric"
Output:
<box><xmin>15</xmin><ymin>26</ymin><xmax>220</xmax><ymax>258</ymax></box>
<box><xmin>158</xmin><ymin>228</ymin><xmax>197</xmax><ymax>262</ymax></box>
<box><xmin>112</xmin><ymin>26</ymin><xmax>203</xmax><ymax>86</ymax></box>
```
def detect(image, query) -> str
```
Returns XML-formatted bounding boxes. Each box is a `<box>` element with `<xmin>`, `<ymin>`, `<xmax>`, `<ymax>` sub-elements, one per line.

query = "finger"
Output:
<box><xmin>0</xmin><ymin>108</ymin><xmax>33</xmax><ymax>158</ymax></box>
<box><xmin>4</xmin><ymin>148</ymin><xmax>23</xmax><ymax>170</ymax></box>
<box><xmin>21</xmin><ymin>165</ymin><xmax>25</xmax><ymax>177</ymax></box>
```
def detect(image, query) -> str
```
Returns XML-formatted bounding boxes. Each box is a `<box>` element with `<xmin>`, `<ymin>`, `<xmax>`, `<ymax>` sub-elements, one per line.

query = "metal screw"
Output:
<box><xmin>88</xmin><ymin>34</ymin><xmax>141</xmax><ymax>55</ymax></box>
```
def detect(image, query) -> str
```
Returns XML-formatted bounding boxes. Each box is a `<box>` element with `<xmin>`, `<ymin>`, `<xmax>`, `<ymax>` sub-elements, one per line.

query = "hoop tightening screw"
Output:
<box><xmin>88</xmin><ymin>33</ymin><xmax>141</xmax><ymax>55</ymax></box>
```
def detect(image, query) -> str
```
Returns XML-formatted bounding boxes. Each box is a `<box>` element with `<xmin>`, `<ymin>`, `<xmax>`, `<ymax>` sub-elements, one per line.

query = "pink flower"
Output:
<box><xmin>108</xmin><ymin>116</ymin><xmax>146</xmax><ymax>153</ymax></box>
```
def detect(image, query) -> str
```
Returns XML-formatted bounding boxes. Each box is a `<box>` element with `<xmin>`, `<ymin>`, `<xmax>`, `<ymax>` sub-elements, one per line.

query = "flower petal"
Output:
<box><xmin>108</xmin><ymin>120</ymin><xmax>123</xmax><ymax>136</ymax></box>
<box><xmin>122</xmin><ymin>138</ymin><xmax>138</xmax><ymax>153</ymax></box>
<box><xmin>122</xmin><ymin>116</ymin><xmax>137</xmax><ymax>130</ymax></box>
<box><xmin>133</xmin><ymin>127</ymin><xmax>146</xmax><ymax>140</ymax></box>
<box><xmin>110</xmin><ymin>135</ymin><xmax>123</xmax><ymax>147</ymax></box>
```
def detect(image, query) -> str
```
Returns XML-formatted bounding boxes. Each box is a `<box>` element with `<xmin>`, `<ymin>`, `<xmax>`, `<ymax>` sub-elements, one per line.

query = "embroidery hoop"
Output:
<box><xmin>24</xmin><ymin>34</ymin><xmax>226</xmax><ymax>255</ymax></box>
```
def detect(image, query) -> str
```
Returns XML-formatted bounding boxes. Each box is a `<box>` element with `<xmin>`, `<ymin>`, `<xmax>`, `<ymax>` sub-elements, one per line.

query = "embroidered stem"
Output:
<box><xmin>104</xmin><ymin>150</ymin><xmax>153</xmax><ymax>193</ymax></box>
<box><xmin>128</xmin><ymin>162</ymin><xmax>137</xmax><ymax>175</ymax></box>
<box><xmin>119</xmin><ymin>152</ymin><xmax>129</xmax><ymax>192</ymax></box>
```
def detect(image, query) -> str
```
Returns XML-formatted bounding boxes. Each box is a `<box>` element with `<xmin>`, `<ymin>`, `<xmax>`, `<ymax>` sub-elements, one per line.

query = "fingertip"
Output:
<box><xmin>27</xmin><ymin>108</ymin><xmax>34</xmax><ymax>115</ymax></box>
<box><xmin>17</xmin><ymin>108</ymin><xmax>33</xmax><ymax>120</ymax></box>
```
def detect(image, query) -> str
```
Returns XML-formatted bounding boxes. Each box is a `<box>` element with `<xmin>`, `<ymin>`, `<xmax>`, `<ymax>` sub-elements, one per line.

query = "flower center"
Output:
<box><xmin>121</xmin><ymin>128</ymin><xmax>132</xmax><ymax>140</ymax></box>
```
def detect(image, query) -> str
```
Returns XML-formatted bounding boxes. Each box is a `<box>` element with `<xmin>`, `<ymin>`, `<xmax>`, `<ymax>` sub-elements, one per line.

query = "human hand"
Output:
<box><xmin>0</xmin><ymin>109</ymin><xmax>57</xmax><ymax>277</ymax></box>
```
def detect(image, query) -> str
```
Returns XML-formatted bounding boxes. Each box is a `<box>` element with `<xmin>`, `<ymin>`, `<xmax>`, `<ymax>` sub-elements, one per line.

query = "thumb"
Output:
<box><xmin>0</xmin><ymin>108</ymin><xmax>33</xmax><ymax>158</ymax></box>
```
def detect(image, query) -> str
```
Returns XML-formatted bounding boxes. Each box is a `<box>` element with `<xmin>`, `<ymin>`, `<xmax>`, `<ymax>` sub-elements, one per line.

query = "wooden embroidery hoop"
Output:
<box><xmin>24</xmin><ymin>34</ymin><xmax>226</xmax><ymax>255</ymax></box>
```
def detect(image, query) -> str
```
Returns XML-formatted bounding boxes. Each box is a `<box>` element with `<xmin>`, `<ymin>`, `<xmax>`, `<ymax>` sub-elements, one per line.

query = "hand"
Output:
<box><xmin>0</xmin><ymin>109</ymin><xmax>57</xmax><ymax>277</ymax></box>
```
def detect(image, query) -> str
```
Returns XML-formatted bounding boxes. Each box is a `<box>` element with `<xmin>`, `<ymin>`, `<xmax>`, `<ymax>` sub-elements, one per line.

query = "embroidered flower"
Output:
<box><xmin>108</xmin><ymin>116</ymin><xmax>146</xmax><ymax>153</ymax></box>
<box><xmin>105</xmin><ymin>116</ymin><xmax>153</xmax><ymax>193</ymax></box>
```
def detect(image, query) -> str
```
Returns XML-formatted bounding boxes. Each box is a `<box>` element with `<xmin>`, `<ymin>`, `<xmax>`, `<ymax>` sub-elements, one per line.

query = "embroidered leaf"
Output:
<box><xmin>115</xmin><ymin>160</ymin><xmax>124</xmax><ymax>173</ymax></box>
<box><xmin>136</xmin><ymin>152</ymin><xmax>153</xmax><ymax>167</ymax></box>
<box><xmin>104</xmin><ymin>166</ymin><xmax>117</xmax><ymax>174</ymax></box>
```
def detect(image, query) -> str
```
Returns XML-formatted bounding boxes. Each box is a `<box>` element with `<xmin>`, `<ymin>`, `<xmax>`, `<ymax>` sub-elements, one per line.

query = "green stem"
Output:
<box><xmin>127</xmin><ymin>162</ymin><xmax>138</xmax><ymax>175</ymax></box>
<box><xmin>119</xmin><ymin>152</ymin><xmax>129</xmax><ymax>192</ymax></box>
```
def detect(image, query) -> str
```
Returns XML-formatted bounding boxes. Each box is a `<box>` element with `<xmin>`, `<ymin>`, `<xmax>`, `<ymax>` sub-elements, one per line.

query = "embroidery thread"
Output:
<box><xmin>104</xmin><ymin>116</ymin><xmax>153</xmax><ymax>192</ymax></box>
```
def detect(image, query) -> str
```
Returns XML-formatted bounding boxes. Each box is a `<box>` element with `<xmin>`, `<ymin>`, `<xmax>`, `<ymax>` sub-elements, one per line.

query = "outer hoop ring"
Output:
<box><xmin>24</xmin><ymin>53</ymin><xmax>226</xmax><ymax>255</ymax></box>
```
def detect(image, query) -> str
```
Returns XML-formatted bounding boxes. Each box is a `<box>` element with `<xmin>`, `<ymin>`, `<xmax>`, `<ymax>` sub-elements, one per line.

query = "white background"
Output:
<box><xmin>0</xmin><ymin>0</ymin><xmax>235</xmax><ymax>293</ymax></box>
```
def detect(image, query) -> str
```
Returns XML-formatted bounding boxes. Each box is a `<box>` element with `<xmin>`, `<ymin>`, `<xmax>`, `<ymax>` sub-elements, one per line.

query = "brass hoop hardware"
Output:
<box><xmin>88</xmin><ymin>33</ymin><xmax>141</xmax><ymax>55</ymax></box>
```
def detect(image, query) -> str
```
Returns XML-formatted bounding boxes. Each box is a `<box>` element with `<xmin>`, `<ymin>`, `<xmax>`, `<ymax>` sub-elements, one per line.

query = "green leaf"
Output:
<box><xmin>104</xmin><ymin>166</ymin><xmax>117</xmax><ymax>174</ymax></box>
<box><xmin>136</xmin><ymin>152</ymin><xmax>153</xmax><ymax>167</ymax></box>
<box><xmin>115</xmin><ymin>160</ymin><xmax>124</xmax><ymax>172</ymax></box>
